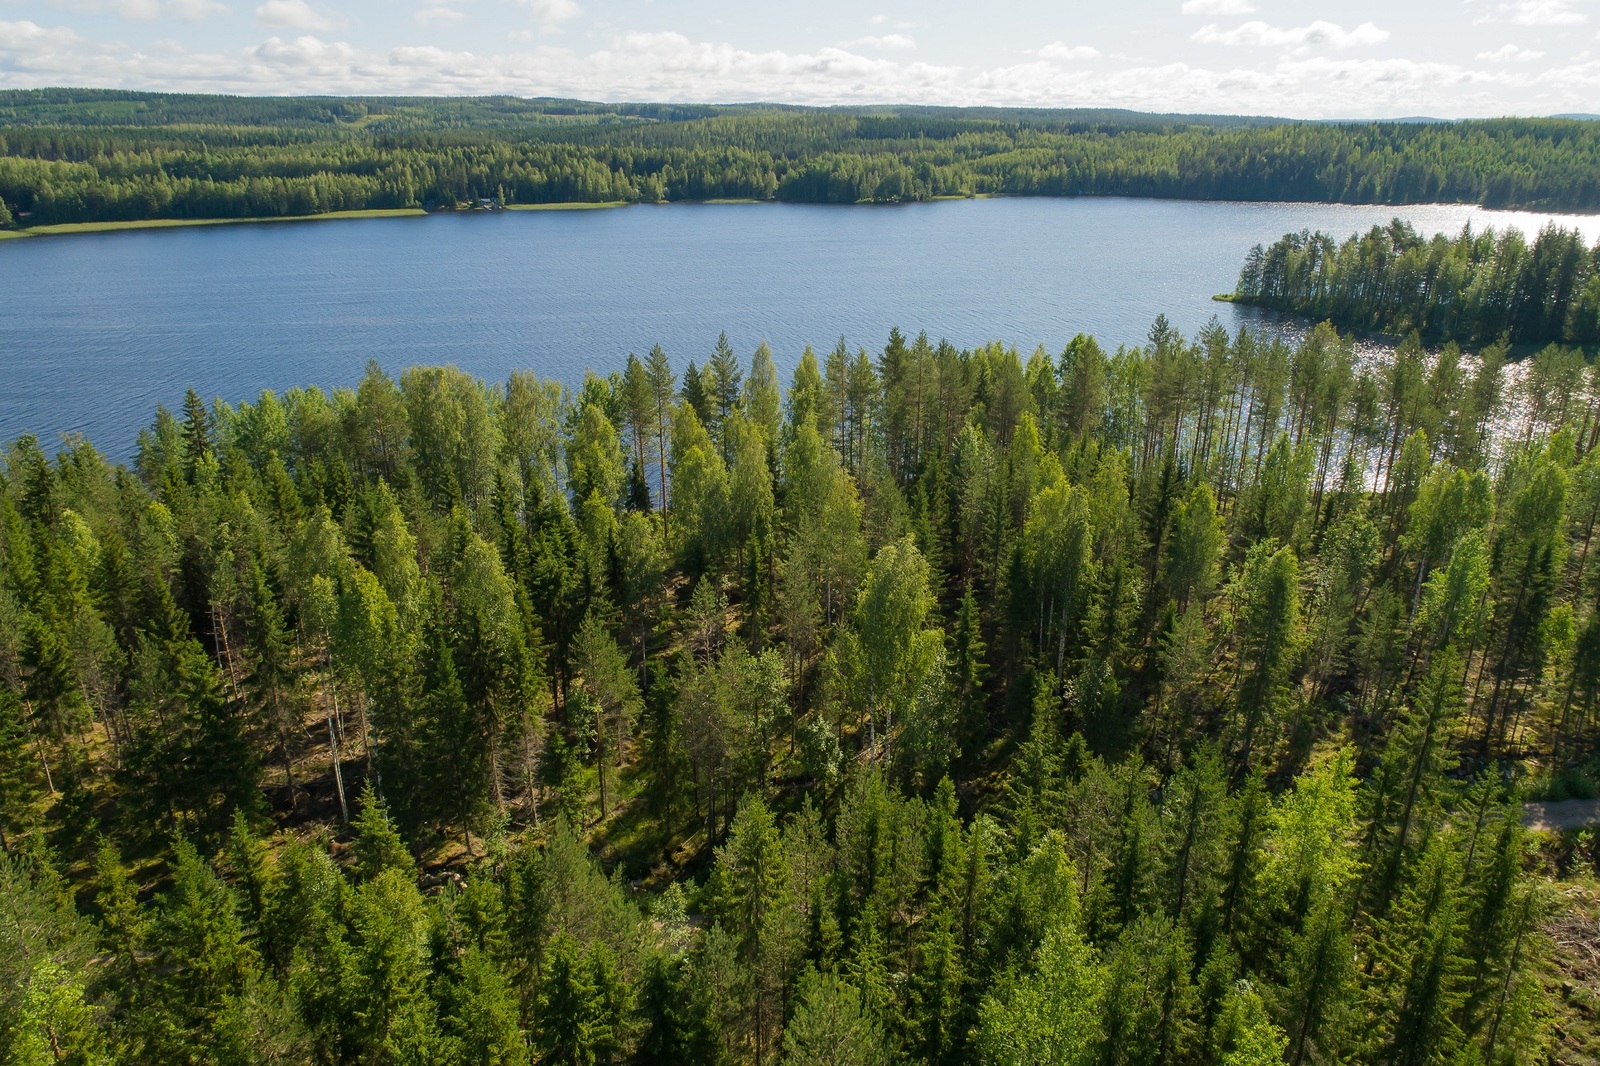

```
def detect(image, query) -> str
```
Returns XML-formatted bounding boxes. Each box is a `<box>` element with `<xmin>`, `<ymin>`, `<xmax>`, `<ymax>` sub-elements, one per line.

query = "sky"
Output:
<box><xmin>1</xmin><ymin>0</ymin><xmax>1599</xmax><ymax>118</ymax></box>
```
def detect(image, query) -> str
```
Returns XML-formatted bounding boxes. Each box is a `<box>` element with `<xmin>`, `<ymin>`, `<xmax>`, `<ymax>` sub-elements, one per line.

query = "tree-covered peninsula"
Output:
<box><xmin>3</xmin><ymin>90</ymin><xmax>1600</xmax><ymax>227</ymax></box>
<box><xmin>1232</xmin><ymin>220</ymin><xmax>1600</xmax><ymax>348</ymax></box>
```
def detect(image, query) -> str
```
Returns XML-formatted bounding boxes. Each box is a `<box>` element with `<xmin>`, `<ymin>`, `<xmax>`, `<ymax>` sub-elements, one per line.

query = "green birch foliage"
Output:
<box><xmin>1162</xmin><ymin>481</ymin><xmax>1223</xmax><ymax>609</ymax></box>
<box><xmin>977</xmin><ymin>925</ymin><xmax>1105</xmax><ymax>1066</ymax></box>
<box><xmin>0</xmin><ymin>855</ymin><xmax>106</xmax><ymax>1066</ymax></box>
<box><xmin>1213</xmin><ymin>981</ymin><xmax>1289</xmax><ymax>1066</ymax></box>
<box><xmin>832</xmin><ymin>536</ymin><xmax>946</xmax><ymax>775</ymax></box>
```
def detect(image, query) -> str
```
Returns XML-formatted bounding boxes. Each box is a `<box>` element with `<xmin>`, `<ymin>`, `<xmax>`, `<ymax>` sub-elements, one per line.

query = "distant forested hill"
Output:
<box><xmin>1</xmin><ymin>89</ymin><xmax>1599</xmax><ymax>226</ymax></box>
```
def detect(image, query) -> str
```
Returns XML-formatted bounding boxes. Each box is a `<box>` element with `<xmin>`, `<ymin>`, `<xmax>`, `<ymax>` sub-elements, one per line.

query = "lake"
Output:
<box><xmin>5</xmin><ymin>197</ymin><xmax>1600</xmax><ymax>455</ymax></box>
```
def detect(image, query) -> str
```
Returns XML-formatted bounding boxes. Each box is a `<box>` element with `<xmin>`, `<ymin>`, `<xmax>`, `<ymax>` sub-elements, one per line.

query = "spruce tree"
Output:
<box><xmin>536</xmin><ymin>934</ymin><xmax>603</xmax><ymax>1066</ymax></box>
<box><xmin>784</xmin><ymin>969</ymin><xmax>893</xmax><ymax>1066</ymax></box>
<box><xmin>350</xmin><ymin>779</ymin><xmax>415</xmax><ymax>882</ymax></box>
<box><xmin>1231</xmin><ymin>543</ymin><xmax>1302</xmax><ymax>771</ymax></box>
<box><xmin>0</xmin><ymin>686</ymin><xmax>39</xmax><ymax>851</ymax></box>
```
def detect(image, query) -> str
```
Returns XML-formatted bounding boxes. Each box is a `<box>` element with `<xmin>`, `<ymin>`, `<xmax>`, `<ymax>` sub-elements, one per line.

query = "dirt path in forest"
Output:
<box><xmin>1524</xmin><ymin>799</ymin><xmax>1600</xmax><ymax>832</ymax></box>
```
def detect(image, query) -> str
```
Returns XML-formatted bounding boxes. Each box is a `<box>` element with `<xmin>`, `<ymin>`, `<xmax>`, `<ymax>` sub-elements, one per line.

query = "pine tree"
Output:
<box><xmin>645</xmin><ymin>344</ymin><xmax>676</xmax><ymax>538</ymax></box>
<box><xmin>573</xmin><ymin>613</ymin><xmax>640</xmax><ymax>820</ymax></box>
<box><xmin>1162</xmin><ymin>482</ymin><xmax>1223</xmax><ymax>609</ymax></box>
<box><xmin>348</xmin><ymin>868</ymin><xmax>449</xmax><ymax>1064</ymax></box>
<box><xmin>93</xmin><ymin>837</ymin><xmax>147</xmax><ymax>985</ymax></box>
<box><xmin>418</xmin><ymin>618</ymin><xmax>488</xmax><ymax>841</ymax></box>
<box><xmin>681</xmin><ymin>360</ymin><xmax>713</xmax><ymax>435</ymax></box>
<box><xmin>1280</xmin><ymin>892</ymin><xmax>1355</xmax><ymax>1066</ymax></box>
<box><xmin>1100</xmin><ymin>912</ymin><xmax>1197</xmax><ymax>1065</ymax></box>
<box><xmin>1158</xmin><ymin>743</ymin><xmax>1231</xmax><ymax>937</ymax></box>
<box><xmin>911</xmin><ymin>782</ymin><xmax>971</xmax><ymax>1064</ymax></box>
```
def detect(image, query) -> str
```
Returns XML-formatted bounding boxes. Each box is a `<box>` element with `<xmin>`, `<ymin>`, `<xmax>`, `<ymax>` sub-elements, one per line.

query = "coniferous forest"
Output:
<box><xmin>3</xmin><ymin>90</ymin><xmax>1600</xmax><ymax>227</ymax></box>
<box><xmin>11</xmin><ymin>321</ymin><xmax>1600</xmax><ymax>1065</ymax></box>
<box><xmin>1233</xmin><ymin>221</ymin><xmax>1600</xmax><ymax>349</ymax></box>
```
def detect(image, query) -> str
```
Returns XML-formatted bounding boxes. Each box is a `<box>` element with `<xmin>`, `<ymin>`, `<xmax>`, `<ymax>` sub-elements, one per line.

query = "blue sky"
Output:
<box><xmin>2</xmin><ymin>0</ymin><xmax>1598</xmax><ymax>117</ymax></box>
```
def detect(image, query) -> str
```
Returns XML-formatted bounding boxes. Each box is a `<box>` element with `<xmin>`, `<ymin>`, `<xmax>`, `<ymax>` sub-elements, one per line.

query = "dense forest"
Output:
<box><xmin>9</xmin><ymin>319</ymin><xmax>1600</xmax><ymax>1065</ymax></box>
<box><xmin>1233</xmin><ymin>221</ymin><xmax>1600</xmax><ymax>349</ymax></box>
<box><xmin>3</xmin><ymin>90</ymin><xmax>1600</xmax><ymax>226</ymax></box>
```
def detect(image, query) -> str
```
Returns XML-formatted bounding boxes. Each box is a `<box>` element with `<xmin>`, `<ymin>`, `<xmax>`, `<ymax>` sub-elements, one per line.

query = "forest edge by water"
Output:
<box><xmin>11</xmin><ymin>314</ymin><xmax>1600</xmax><ymax>1063</ymax></box>
<box><xmin>0</xmin><ymin>202</ymin><xmax>644</xmax><ymax>241</ymax></box>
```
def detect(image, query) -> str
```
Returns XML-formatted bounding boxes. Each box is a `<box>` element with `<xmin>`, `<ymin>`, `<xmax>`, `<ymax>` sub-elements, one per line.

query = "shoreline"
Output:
<box><xmin>0</xmin><ymin>202</ymin><xmax>630</xmax><ymax>240</ymax></box>
<box><xmin>3</xmin><ymin>193</ymin><xmax>1599</xmax><ymax>244</ymax></box>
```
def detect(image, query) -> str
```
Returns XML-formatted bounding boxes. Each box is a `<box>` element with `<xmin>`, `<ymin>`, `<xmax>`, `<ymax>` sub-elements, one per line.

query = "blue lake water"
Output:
<box><xmin>5</xmin><ymin>197</ymin><xmax>1600</xmax><ymax>454</ymax></box>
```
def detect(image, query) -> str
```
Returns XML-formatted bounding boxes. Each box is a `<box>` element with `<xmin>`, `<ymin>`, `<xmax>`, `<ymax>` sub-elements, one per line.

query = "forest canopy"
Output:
<box><xmin>5</xmin><ymin>320</ymin><xmax>1600</xmax><ymax>1064</ymax></box>
<box><xmin>1232</xmin><ymin>220</ymin><xmax>1600</xmax><ymax>348</ymax></box>
<box><xmin>2</xmin><ymin>90</ymin><xmax>1600</xmax><ymax>225</ymax></box>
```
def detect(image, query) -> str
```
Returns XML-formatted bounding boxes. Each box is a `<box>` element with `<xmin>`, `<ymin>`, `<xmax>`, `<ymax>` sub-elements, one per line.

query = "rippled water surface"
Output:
<box><xmin>5</xmin><ymin>197</ymin><xmax>1599</xmax><ymax>454</ymax></box>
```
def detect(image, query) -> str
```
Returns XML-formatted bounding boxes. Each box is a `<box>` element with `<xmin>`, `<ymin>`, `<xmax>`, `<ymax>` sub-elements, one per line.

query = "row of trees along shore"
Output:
<box><xmin>1233</xmin><ymin>220</ymin><xmax>1600</xmax><ymax>348</ymax></box>
<box><xmin>11</xmin><ymin>319</ymin><xmax>1600</xmax><ymax>1064</ymax></box>
<box><xmin>4</xmin><ymin>91</ymin><xmax>1600</xmax><ymax>224</ymax></box>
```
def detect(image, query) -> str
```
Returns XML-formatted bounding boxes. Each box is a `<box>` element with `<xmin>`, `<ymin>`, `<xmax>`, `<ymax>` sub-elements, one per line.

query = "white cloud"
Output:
<box><xmin>2</xmin><ymin>19</ymin><xmax>1597</xmax><ymax>119</ymax></box>
<box><xmin>1034</xmin><ymin>41</ymin><xmax>1101</xmax><ymax>61</ymax></box>
<box><xmin>251</xmin><ymin>33</ymin><xmax>357</xmax><ymax>68</ymax></box>
<box><xmin>1192</xmin><ymin>20</ymin><xmax>1390</xmax><ymax>50</ymax></box>
<box><xmin>843</xmin><ymin>33</ymin><xmax>914</xmax><ymax>50</ymax></box>
<box><xmin>0</xmin><ymin>18</ymin><xmax>82</xmax><ymax>54</ymax></box>
<box><xmin>166</xmin><ymin>0</ymin><xmax>226</xmax><ymax>18</ymax></box>
<box><xmin>52</xmin><ymin>0</ymin><xmax>225</xmax><ymax>19</ymax></box>
<box><xmin>869</xmin><ymin>13</ymin><xmax>887</xmax><ymax>24</ymax></box>
<box><xmin>1181</xmin><ymin>0</ymin><xmax>1255</xmax><ymax>14</ymax></box>
<box><xmin>52</xmin><ymin>0</ymin><xmax>161</xmax><ymax>18</ymax></box>
<box><xmin>518</xmin><ymin>0</ymin><xmax>579</xmax><ymax>29</ymax></box>
<box><xmin>1508</xmin><ymin>0</ymin><xmax>1587</xmax><ymax>24</ymax></box>
<box><xmin>1478</xmin><ymin>43</ymin><xmax>1546</xmax><ymax>61</ymax></box>
<box><xmin>254</xmin><ymin>0</ymin><xmax>343</xmax><ymax>31</ymax></box>
<box><xmin>414</xmin><ymin>5</ymin><xmax>463</xmax><ymax>24</ymax></box>
<box><xmin>1477</xmin><ymin>0</ymin><xmax>1589</xmax><ymax>25</ymax></box>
